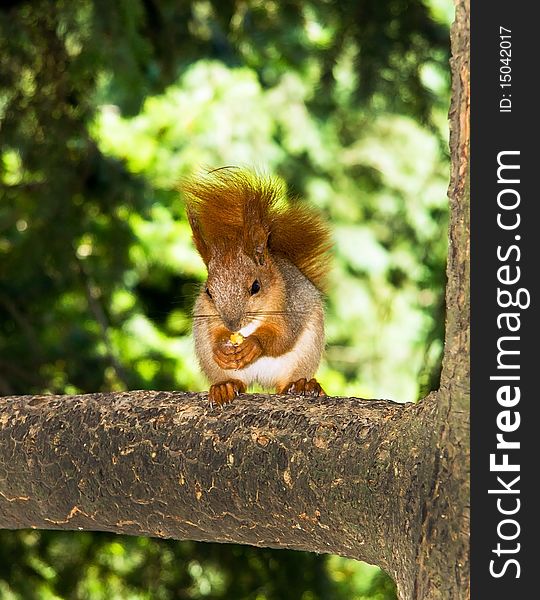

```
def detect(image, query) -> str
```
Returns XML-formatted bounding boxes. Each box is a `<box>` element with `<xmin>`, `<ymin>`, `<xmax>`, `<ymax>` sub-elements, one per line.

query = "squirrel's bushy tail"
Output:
<box><xmin>183</xmin><ymin>168</ymin><xmax>332</xmax><ymax>292</ymax></box>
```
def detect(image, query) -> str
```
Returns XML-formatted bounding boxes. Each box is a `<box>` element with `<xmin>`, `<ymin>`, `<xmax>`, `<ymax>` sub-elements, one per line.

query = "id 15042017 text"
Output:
<box><xmin>499</xmin><ymin>26</ymin><xmax>512</xmax><ymax>113</ymax></box>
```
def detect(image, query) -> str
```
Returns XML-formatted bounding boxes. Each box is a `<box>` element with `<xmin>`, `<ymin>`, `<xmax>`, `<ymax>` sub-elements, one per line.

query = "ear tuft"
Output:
<box><xmin>187</xmin><ymin>206</ymin><xmax>210</xmax><ymax>265</ymax></box>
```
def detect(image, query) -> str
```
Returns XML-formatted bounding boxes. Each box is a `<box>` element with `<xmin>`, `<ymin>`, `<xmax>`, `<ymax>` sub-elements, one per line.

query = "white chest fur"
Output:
<box><xmin>226</xmin><ymin>320</ymin><xmax>320</xmax><ymax>388</ymax></box>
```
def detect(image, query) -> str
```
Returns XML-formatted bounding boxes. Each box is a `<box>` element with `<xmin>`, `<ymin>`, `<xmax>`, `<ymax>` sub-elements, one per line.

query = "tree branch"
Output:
<box><xmin>1</xmin><ymin>390</ymin><xmax>439</xmax><ymax>598</ymax></box>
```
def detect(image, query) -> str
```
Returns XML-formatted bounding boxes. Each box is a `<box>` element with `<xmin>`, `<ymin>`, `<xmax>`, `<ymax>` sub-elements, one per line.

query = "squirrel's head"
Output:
<box><xmin>184</xmin><ymin>168</ymin><xmax>330</xmax><ymax>332</ymax></box>
<box><xmin>202</xmin><ymin>232</ymin><xmax>283</xmax><ymax>333</ymax></box>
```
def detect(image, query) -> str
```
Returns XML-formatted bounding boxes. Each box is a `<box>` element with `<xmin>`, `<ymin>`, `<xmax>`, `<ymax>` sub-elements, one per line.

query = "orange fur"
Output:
<box><xmin>182</xmin><ymin>168</ymin><xmax>332</xmax><ymax>291</ymax></box>
<box><xmin>248</xmin><ymin>321</ymin><xmax>293</xmax><ymax>356</ymax></box>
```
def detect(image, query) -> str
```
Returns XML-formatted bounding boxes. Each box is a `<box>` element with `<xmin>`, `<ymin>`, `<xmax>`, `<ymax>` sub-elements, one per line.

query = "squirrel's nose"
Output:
<box><xmin>222</xmin><ymin>316</ymin><xmax>242</xmax><ymax>332</ymax></box>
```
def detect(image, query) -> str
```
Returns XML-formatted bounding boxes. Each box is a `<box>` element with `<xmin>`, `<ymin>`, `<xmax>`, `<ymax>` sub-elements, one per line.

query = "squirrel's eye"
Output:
<box><xmin>250</xmin><ymin>280</ymin><xmax>261</xmax><ymax>295</ymax></box>
<box><xmin>205</xmin><ymin>287</ymin><xmax>212</xmax><ymax>299</ymax></box>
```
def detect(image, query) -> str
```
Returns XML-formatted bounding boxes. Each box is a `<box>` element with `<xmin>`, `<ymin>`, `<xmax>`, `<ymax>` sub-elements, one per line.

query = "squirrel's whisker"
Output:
<box><xmin>244</xmin><ymin>310</ymin><xmax>309</xmax><ymax>316</ymax></box>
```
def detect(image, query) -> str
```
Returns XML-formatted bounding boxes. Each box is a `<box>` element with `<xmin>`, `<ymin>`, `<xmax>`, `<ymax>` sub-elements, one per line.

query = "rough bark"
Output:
<box><xmin>1</xmin><ymin>391</ymin><xmax>439</xmax><ymax>598</ymax></box>
<box><xmin>412</xmin><ymin>0</ymin><xmax>470</xmax><ymax>597</ymax></box>
<box><xmin>0</xmin><ymin>2</ymin><xmax>469</xmax><ymax>598</ymax></box>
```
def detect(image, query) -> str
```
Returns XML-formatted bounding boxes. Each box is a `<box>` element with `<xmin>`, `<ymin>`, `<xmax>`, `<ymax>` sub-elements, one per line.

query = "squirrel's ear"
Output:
<box><xmin>243</xmin><ymin>197</ymin><xmax>270</xmax><ymax>265</ymax></box>
<box><xmin>250</xmin><ymin>225</ymin><xmax>270</xmax><ymax>266</ymax></box>
<box><xmin>187</xmin><ymin>208</ymin><xmax>210</xmax><ymax>265</ymax></box>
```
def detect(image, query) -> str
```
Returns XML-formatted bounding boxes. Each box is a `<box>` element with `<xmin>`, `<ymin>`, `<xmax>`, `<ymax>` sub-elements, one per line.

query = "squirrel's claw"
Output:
<box><xmin>208</xmin><ymin>379</ymin><xmax>246</xmax><ymax>406</ymax></box>
<box><xmin>231</xmin><ymin>336</ymin><xmax>262</xmax><ymax>369</ymax></box>
<box><xmin>279</xmin><ymin>378</ymin><xmax>326</xmax><ymax>397</ymax></box>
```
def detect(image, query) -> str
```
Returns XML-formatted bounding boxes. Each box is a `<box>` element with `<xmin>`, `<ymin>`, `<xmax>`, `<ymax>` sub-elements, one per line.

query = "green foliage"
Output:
<box><xmin>0</xmin><ymin>0</ymin><xmax>452</xmax><ymax>598</ymax></box>
<box><xmin>0</xmin><ymin>530</ymin><xmax>396</xmax><ymax>600</ymax></box>
<box><xmin>90</xmin><ymin>58</ymin><xmax>449</xmax><ymax>401</ymax></box>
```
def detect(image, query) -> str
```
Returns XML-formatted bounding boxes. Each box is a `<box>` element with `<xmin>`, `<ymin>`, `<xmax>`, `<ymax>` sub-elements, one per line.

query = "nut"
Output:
<box><xmin>229</xmin><ymin>332</ymin><xmax>244</xmax><ymax>346</ymax></box>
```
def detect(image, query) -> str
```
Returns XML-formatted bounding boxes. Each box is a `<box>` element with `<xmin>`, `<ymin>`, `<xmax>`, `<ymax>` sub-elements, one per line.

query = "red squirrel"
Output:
<box><xmin>184</xmin><ymin>169</ymin><xmax>332</xmax><ymax>405</ymax></box>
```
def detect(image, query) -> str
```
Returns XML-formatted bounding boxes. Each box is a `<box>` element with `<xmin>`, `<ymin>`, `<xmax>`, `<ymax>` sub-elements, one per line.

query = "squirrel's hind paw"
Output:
<box><xmin>279</xmin><ymin>378</ymin><xmax>326</xmax><ymax>397</ymax></box>
<box><xmin>208</xmin><ymin>379</ymin><xmax>246</xmax><ymax>406</ymax></box>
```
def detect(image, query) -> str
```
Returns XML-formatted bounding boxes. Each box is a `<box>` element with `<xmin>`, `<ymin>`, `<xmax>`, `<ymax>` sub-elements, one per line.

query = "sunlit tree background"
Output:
<box><xmin>0</xmin><ymin>0</ymin><xmax>453</xmax><ymax>598</ymax></box>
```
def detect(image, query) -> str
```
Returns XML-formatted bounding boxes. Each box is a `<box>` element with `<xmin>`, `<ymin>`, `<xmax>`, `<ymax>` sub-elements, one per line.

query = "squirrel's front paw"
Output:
<box><xmin>213</xmin><ymin>336</ymin><xmax>262</xmax><ymax>370</ymax></box>
<box><xmin>208</xmin><ymin>379</ymin><xmax>246</xmax><ymax>406</ymax></box>
<box><xmin>279</xmin><ymin>378</ymin><xmax>326</xmax><ymax>397</ymax></box>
